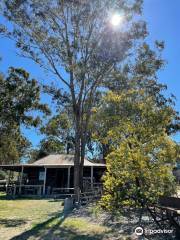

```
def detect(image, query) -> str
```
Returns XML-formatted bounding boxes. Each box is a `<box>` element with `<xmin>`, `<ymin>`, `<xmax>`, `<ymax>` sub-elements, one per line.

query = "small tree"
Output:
<box><xmin>100</xmin><ymin>91</ymin><xmax>178</xmax><ymax>211</ymax></box>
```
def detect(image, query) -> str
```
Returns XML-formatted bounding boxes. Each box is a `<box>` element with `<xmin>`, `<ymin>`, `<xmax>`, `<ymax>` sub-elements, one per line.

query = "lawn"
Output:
<box><xmin>0</xmin><ymin>192</ymin><xmax>173</xmax><ymax>240</ymax></box>
<box><xmin>0</xmin><ymin>193</ymin><xmax>111</xmax><ymax>240</ymax></box>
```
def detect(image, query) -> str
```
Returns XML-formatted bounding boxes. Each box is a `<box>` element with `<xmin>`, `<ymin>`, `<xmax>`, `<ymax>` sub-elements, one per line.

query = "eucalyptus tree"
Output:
<box><xmin>0</xmin><ymin>0</ymin><xmax>147</xmax><ymax>194</ymax></box>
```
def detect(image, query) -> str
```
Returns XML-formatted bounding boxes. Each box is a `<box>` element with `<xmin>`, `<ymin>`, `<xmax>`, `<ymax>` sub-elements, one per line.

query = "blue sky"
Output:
<box><xmin>0</xmin><ymin>0</ymin><xmax>179</xmax><ymax>147</ymax></box>
<box><xmin>143</xmin><ymin>0</ymin><xmax>180</xmax><ymax>142</ymax></box>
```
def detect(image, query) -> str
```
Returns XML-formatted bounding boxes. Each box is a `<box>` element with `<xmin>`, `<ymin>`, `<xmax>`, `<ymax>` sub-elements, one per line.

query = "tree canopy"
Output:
<box><xmin>88</xmin><ymin>42</ymin><xmax>180</xmax><ymax>210</ymax></box>
<box><xmin>0</xmin><ymin>67</ymin><xmax>50</xmax><ymax>164</ymax></box>
<box><xmin>40</xmin><ymin>112</ymin><xmax>75</xmax><ymax>154</ymax></box>
<box><xmin>0</xmin><ymin>0</ymin><xmax>148</xmax><ymax>193</ymax></box>
<box><xmin>99</xmin><ymin>90</ymin><xmax>178</xmax><ymax>211</ymax></box>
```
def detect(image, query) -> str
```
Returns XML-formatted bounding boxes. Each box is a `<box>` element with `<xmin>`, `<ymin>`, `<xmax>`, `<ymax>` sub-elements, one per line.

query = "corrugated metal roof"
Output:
<box><xmin>0</xmin><ymin>154</ymin><xmax>106</xmax><ymax>168</ymax></box>
<box><xmin>32</xmin><ymin>154</ymin><xmax>105</xmax><ymax>167</ymax></box>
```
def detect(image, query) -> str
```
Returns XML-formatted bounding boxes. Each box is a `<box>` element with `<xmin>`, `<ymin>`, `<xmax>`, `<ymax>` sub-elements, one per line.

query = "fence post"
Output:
<box><xmin>43</xmin><ymin>167</ymin><xmax>47</xmax><ymax>195</ymax></box>
<box><xmin>19</xmin><ymin>166</ymin><xmax>24</xmax><ymax>195</ymax></box>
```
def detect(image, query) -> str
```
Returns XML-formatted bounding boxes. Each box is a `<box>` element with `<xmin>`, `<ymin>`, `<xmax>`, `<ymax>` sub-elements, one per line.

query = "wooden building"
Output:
<box><xmin>0</xmin><ymin>154</ymin><xmax>106</xmax><ymax>196</ymax></box>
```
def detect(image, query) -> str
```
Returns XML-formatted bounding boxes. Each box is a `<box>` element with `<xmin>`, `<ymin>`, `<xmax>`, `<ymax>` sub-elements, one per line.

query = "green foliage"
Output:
<box><xmin>41</xmin><ymin>113</ymin><xmax>70</xmax><ymax>136</ymax></box>
<box><xmin>0</xmin><ymin>67</ymin><xmax>50</xmax><ymax>127</ymax></box>
<box><xmin>28</xmin><ymin>149</ymin><xmax>44</xmax><ymax>164</ymax></box>
<box><xmin>90</xmin><ymin>42</ymin><xmax>179</xmax><ymax>159</ymax></box>
<box><xmin>0</xmin><ymin>127</ymin><xmax>31</xmax><ymax>164</ymax></box>
<box><xmin>39</xmin><ymin>137</ymin><xmax>64</xmax><ymax>154</ymax></box>
<box><xmin>40</xmin><ymin>113</ymin><xmax>75</xmax><ymax>154</ymax></box>
<box><xmin>29</xmin><ymin>112</ymin><xmax>74</xmax><ymax>162</ymax></box>
<box><xmin>100</xmin><ymin>91</ymin><xmax>178</xmax><ymax>211</ymax></box>
<box><xmin>29</xmin><ymin>137</ymin><xmax>65</xmax><ymax>163</ymax></box>
<box><xmin>0</xmin><ymin>67</ymin><xmax>50</xmax><ymax>164</ymax></box>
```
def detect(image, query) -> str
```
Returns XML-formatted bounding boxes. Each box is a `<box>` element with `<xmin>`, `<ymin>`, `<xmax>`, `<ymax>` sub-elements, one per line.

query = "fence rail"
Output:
<box><xmin>5</xmin><ymin>182</ymin><xmax>103</xmax><ymax>199</ymax></box>
<box><xmin>6</xmin><ymin>185</ymin><xmax>43</xmax><ymax>196</ymax></box>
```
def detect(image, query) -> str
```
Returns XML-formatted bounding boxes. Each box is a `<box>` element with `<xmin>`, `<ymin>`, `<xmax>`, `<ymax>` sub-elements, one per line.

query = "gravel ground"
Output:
<box><xmin>69</xmin><ymin>204</ymin><xmax>177</xmax><ymax>240</ymax></box>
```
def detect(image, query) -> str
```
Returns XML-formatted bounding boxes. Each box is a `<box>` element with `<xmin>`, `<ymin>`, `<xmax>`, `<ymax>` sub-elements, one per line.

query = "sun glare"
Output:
<box><xmin>110</xmin><ymin>14</ymin><xmax>123</xmax><ymax>27</ymax></box>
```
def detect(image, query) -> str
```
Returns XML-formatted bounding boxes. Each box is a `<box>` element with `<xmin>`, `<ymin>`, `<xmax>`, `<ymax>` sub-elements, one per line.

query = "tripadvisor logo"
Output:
<box><xmin>135</xmin><ymin>227</ymin><xmax>144</xmax><ymax>236</ymax></box>
<box><xmin>134</xmin><ymin>226</ymin><xmax>174</xmax><ymax>236</ymax></box>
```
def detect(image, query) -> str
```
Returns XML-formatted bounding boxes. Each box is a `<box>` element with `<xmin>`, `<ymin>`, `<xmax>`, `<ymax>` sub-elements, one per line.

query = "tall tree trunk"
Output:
<box><xmin>79</xmin><ymin>113</ymin><xmax>90</xmax><ymax>191</ymax></box>
<box><xmin>74</xmin><ymin>115</ymin><xmax>81</xmax><ymax>201</ymax></box>
<box><xmin>73</xmin><ymin>92</ymin><xmax>93</xmax><ymax>197</ymax></box>
<box><xmin>79</xmin><ymin>137</ymin><xmax>86</xmax><ymax>191</ymax></box>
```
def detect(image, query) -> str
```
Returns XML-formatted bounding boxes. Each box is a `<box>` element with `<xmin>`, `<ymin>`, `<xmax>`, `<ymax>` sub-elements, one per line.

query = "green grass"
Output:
<box><xmin>0</xmin><ymin>192</ymin><xmax>112</xmax><ymax>240</ymax></box>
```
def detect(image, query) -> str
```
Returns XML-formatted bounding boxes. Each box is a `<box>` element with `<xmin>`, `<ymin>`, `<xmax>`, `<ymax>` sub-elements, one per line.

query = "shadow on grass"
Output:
<box><xmin>0</xmin><ymin>218</ymin><xmax>27</xmax><ymax>227</ymax></box>
<box><xmin>10</xmin><ymin>213</ymin><xmax>63</xmax><ymax>240</ymax></box>
<box><xmin>10</xmin><ymin>211</ymin><xmax>105</xmax><ymax>240</ymax></box>
<box><xmin>43</xmin><ymin>226</ymin><xmax>106</xmax><ymax>240</ymax></box>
